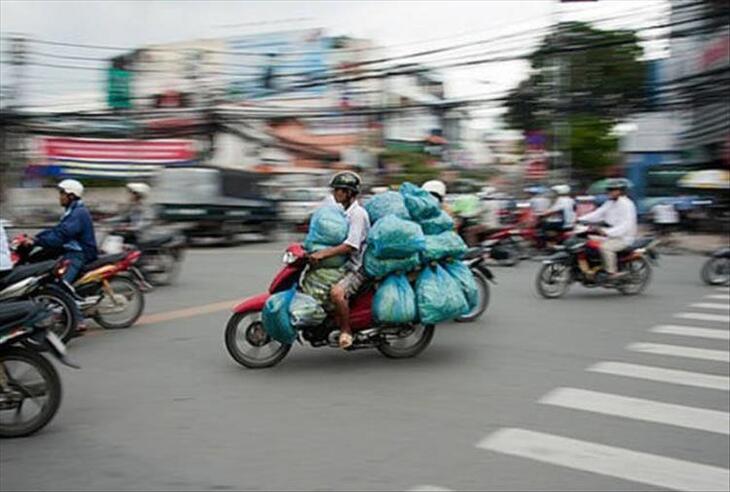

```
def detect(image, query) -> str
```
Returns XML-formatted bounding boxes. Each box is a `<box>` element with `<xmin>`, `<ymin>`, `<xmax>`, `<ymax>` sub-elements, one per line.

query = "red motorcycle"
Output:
<box><xmin>224</xmin><ymin>243</ymin><xmax>436</xmax><ymax>369</ymax></box>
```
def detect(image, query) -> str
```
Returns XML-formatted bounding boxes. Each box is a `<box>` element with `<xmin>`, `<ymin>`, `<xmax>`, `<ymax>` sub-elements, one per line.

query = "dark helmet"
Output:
<box><xmin>329</xmin><ymin>171</ymin><xmax>362</xmax><ymax>194</ymax></box>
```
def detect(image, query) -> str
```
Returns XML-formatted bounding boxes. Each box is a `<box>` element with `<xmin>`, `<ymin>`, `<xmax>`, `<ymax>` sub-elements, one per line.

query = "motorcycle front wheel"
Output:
<box><xmin>0</xmin><ymin>347</ymin><xmax>62</xmax><ymax>438</ymax></box>
<box><xmin>147</xmin><ymin>247</ymin><xmax>184</xmax><ymax>286</ymax></box>
<box><xmin>536</xmin><ymin>263</ymin><xmax>571</xmax><ymax>299</ymax></box>
<box><xmin>27</xmin><ymin>284</ymin><xmax>79</xmax><ymax>346</ymax></box>
<box><xmin>224</xmin><ymin>311</ymin><xmax>291</xmax><ymax>369</ymax></box>
<box><xmin>93</xmin><ymin>276</ymin><xmax>145</xmax><ymax>329</ymax></box>
<box><xmin>701</xmin><ymin>257</ymin><xmax>730</xmax><ymax>286</ymax></box>
<box><xmin>377</xmin><ymin>324</ymin><xmax>435</xmax><ymax>359</ymax></box>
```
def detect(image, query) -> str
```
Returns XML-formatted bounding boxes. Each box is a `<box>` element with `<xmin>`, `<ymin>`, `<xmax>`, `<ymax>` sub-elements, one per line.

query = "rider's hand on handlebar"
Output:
<box><xmin>309</xmin><ymin>250</ymin><xmax>326</xmax><ymax>265</ymax></box>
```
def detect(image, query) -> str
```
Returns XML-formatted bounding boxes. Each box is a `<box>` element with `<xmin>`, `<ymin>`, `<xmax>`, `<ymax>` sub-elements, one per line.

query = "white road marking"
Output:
<box><xmin>587</xmin><ymin>361</ymin><xmax>730</xmax><ymax>391</ymax></box>
<box><xmin>627</xmin><ymin>342</ymin><xmax>730</xmax><ymax>362</ymax></box>
<box><xmin>651</xmin><ymin>325</ymin><xmax>730</xmax><ymax>340</ymax></box>
<box><xmin>539</xmin><ymin>387</ymin><xmax>730</xmax><ymax>435</ymax></box>
<box><xmin>674</xmin><ymin>312</ymin><xmax>730</xmax><ymax>323</ymax></box>
<box><xmin>690</xmin><ymin>303</ymin><xmax>730</xmax><ymax>311</ymax></box>
<box><xmin>717</xmin><ymin>287</ymin><xmax>729</xmax><ymax>293</ymax></box>
<box><xmin>706</xmin><ymin>294</ymin><xmax>730</xmax><ymax>301</ymax></box>
<box><xmin>477</xmin><ymin>428</ymin><xmax>730</xmax><ymax>491</ymax></box>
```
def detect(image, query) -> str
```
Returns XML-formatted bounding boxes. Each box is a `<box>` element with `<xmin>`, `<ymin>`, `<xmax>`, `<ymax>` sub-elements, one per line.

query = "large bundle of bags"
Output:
<box><xmin>365</xmin><ymin>182</ymin><xmax>476</xmax><ymax>326</ymax></box>
<box><xmin>303</xmin><ymin>206</ymin><xmax>349</xmax><ymax>268</ymax></box>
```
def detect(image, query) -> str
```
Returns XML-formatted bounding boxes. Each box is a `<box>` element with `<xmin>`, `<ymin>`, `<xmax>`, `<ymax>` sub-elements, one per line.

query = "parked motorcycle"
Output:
<box><xmin>101</xmin><ymin>225</ymin><xmax>186</xmax><ymax>286</ymax></box>
<box><xmin>0</xmin><ymin>300</ymin><xmax>79</xmax><ymax>438</ymax></box>
<box><xmin>0</xmin><ymin>259</ymin><xmax>79</xmax><ymax>344</ymax></box>
<box><xmin>535</xmin><ymin>224</ymin><xmax>658</xmax><ymax>298</ymax></box>
<box><xmin>701</xmin><ymin>247</ymin><xmax>730</xmax><ymax>286</ymax></box>
<box><xmin>12</xmin><ymin>237</ymin><xmax>147</xmax><ymax>329</ymax></box>
<box><xmin>225</xmin><ymin>243</ymin><xmax>438</xmax><ymax>369</ymax></box>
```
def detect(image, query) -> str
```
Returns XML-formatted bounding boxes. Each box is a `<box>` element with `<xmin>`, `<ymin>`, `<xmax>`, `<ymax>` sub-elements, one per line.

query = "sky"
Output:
<box><xmin>0</xmin><ymin>0</ymin><xmax>669</xmax><ymax>132</ymax></box>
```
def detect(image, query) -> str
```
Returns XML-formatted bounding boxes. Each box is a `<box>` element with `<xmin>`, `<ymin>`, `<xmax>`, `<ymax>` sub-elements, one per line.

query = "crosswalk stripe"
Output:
<box><xmin>706</xmin><ymin>294</ymin><xmax>730</xmax><ymax>300</ymax></box>
<box><xmin>477</xmin><ymin>428</ymin><xmax>730</xmax><ymax>491</ymax></box>
<box><xmin>674</xmin><ymin>312</ymin><xmax>730</xmax><ymax>323</ymax></box>
<box><xmin>717</xmin><ymin>287</ymin><xmax>729</xmax><ymax>293</ymax></box>
<box><xmin>539</xmin><ymin>387</ymin><xmax>730</xmax><ymax>435</ymax></box>
<box><xmin>587</xmin><ymin>361</ymin><xmax>730</xmax><ymax>391</ymax></box>
<box><xmin>690</xmin><ymin>303</ymin><xmax>730</xmax><ymax>311</ymax></box>
<box><xmin>651</xmin><ymin>325</ymin><xmax>730</xmax><ymax>340</ymax></box>
<box><xmin>627</xmin><ymin>342</ymin><xmax>730</xmax><ymax>362</ymax></box>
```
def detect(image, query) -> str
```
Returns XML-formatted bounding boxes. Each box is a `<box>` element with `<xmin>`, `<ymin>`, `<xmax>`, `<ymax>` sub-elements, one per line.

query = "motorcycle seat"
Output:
<box><xmin>617</xmin><ymin>237</ymin><xmax>653</xmax><ymax>255</ymax></box>
<box><xmin>81</xmin><ymin>253</ymin><xmax>128</xmax><ymax>273</ymax></box>
<box><xmin>0</xmin><ymin>300</ymin><xmax>38</xmax><ymax>328</ymax></box>
<box><xmin>0</xmin><ymin>260</ymin><xmax>56</xmax><ymax>289</ymax></box>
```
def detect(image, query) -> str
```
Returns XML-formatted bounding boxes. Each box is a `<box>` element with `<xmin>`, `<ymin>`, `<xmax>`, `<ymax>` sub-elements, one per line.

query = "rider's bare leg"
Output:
<box><xmin>330</xmin><ymin>284</ymin><xmax>352</xmax><ymax>348</ymax></box>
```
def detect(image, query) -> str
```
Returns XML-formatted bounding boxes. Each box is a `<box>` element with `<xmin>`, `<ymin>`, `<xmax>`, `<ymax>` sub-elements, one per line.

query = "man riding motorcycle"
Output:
<box><xmin>309</xmin><ymin>171</ymin><xmax>370</xmax><ymax>349</ymax></box>
<box><xmin>537</xmin><ymin>184</ymin><xmax>575</xmax><ymax>246</ymax></box>
<box><xmin>579</xmin><ymin>178</ymin><xmax>637</xmax><ymax>281</ymax></box>
<box><xmin>28</xmin><ymin>179</ymin><xmax>98</xmax><ymax>283</ymax></box>
<box><xmin>120</xmin><ymin>182</ymin><xmax>155</xmax><ymax>231</ymax></box>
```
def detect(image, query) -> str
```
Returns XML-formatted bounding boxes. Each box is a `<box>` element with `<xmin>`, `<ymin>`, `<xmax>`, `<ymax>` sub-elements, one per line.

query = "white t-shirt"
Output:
<box><xmin>530</xmin><ymin>196</ymin><xmax>550</xmax><ymax>214</ymax></box>
<box><xmin>546</xmin><ymin>196</ymin><xmax>576</xmax><ymax>227</ymax></box>
<box><xmin>651</xmin><ymin>203</ymin><xmax>679</xmax><ymax>224</ymax></box>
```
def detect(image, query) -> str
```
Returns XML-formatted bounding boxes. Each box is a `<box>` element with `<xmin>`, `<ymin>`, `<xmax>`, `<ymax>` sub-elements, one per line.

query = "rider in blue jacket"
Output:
<box><xmin>33</xmin><ymin>179</ymin><xmax>98</xmax><ymax>283</ymax></box>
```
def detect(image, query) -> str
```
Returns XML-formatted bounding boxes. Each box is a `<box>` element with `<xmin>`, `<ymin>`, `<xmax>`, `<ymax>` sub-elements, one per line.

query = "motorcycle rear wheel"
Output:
<box><xmin>224</xmin><ymin>311</ymin><xmax>291</xmax><ymax>369</ymax></box>
<box><xmin>0</xmin><ymin>347</ymin><xmax>62</xmax><ymax>438</ymax></box>
<box><xmin>377</xmin><ymin>324</ymin><xmax>434</xmax><ymax>359</ymax></box>
<box><xmin>618</xmin><ymin>257</ymin><xmax>652</xmax><ymax>295</ymax></box>
<box><xmin>456</xmin><ymin>269</ymin><xmax>490</xmax><ymax>323</ymax></box>
<box><xmin>536</xmin><ymin>263</ymin><xmax>571</xmax><ymax>299</ymax></box>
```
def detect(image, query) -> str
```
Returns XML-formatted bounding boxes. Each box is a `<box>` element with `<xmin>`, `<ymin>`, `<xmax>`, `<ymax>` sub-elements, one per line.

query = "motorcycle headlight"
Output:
<box><xmin>282</xmin><ymin>251</ymin><xmax>297</xmax><ymax>264</ymax></box>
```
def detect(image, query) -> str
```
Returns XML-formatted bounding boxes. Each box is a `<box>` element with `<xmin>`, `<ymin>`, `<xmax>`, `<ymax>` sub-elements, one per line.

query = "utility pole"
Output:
<box><xmin>8</xmin><ymin>35</ymin><xmax>27</xmax><ymax>110</ymax></box>
<box><xmin>1</xmin><ymin>35</ymin><xmax>28</xmax><ymax>210</ymax></box>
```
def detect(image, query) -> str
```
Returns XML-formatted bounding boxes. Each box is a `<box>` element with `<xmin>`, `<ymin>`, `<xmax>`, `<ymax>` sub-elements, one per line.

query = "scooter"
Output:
<box><xmin>101</xmin><ymin>225</ymin><xmax>186</xmax><ymax>286</ymax></box>
<box><xmin>0</xmin><ymin>300</ymin><xmax>79</xmax><ymax>438</ymax></box>
<box><xmin>12</xmin><ymin>237</ymin><xmax>148</xmax><ymax>329</ymax></box>
<box><xmin>701</xmin><ymin>248</ymin><xmax>730</xmax><ymax>286</ymax></box>
<box><xmin>225</xmin><ymin>243</ymin><xmax>438</xmax><ymax>369</ymax></box>
<box><xmin>535</xmin><ymin>224</ymin><xmax>658</xmax><ymax>298</ymax></box>
<box><xmin>0</xmin><ymin>258</ymin><xmax>79</xmax><ymax>344</ymax></box>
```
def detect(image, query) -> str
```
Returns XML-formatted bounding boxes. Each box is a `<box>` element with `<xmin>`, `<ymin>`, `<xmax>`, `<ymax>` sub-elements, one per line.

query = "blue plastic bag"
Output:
<box><xmin>368</xmin><ymin>215</ymin><xmax>426</xmax><ymax>259</ymax></box>
<box><xmin>305</xmin><ymin>243</ymin><xmax>349</xmax><ymax>268</ymax></box>
<box><xmin>419</xmin><ymin>210</ymin><xmax>454</xmax><ymax>235</ymax></box>
<box><xmin>442</xmin><ymin>260</ymin><xmax>479</xmax><ymax>310</ymax></box>
<box><xmin>364</xmin><ymin>247</ymin><xmax>421</xmax><ymax>279</ymax></box>
<box><xmin>304</xmin><ymin>206</ymin><xmax>349</xmax><ymax>249</ymax></box>
<box><xmin>373</xmin><ymin>273</ymin><xmax>417</xmax><ymax>325</ymax></box>
<box><xmin>399</xmin><ymin>182</ymin><xmax>441</xmax><ymax>221</ymax></box>
<box><xmin>416</xmin><ymin>264</ymin><xmax>469</xmax><ymax>324</ymax></box>
<box><xmin>364</xmin><ymin>191</ymin><xmax>410</xmax><ymax>224</ymax></box>
<box><xmin>422</xmin><ymin>231</ymin><xmax>468</xmax><ymax>262</ymax></box>
<box><xmin>261</xmin><ymin>287</ymin><xmax>297</xmax><ymax>344</ymax></box>
<box><xmin>289</xmin><ymin>291</ymin><xmax>327</xmax><ymax>328</ymax></box>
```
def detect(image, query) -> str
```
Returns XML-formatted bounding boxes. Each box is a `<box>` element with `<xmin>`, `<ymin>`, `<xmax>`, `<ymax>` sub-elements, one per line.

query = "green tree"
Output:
<box><xmin>504</xmin><ymin>21</ymin><xmax>646</xmax><ymax>179</ymax></box>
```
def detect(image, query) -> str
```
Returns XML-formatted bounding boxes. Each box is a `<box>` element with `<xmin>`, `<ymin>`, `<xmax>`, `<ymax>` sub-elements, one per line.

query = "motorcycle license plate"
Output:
<box><xmin>45</xmin><ymin>331</ymin><xmax>67</xmax><ymax>357</ymax></box>
<box><xmin>102</xmin><ymin>235</ymin><xmax>124</xmax><ymax>254</ymax></box>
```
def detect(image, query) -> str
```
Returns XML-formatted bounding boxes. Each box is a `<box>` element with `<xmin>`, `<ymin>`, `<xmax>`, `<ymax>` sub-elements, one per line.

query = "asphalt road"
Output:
<box><xmin>1</xmin><ymin>243</ymin><xmax>728</xmax><ymax>491</ymax></box>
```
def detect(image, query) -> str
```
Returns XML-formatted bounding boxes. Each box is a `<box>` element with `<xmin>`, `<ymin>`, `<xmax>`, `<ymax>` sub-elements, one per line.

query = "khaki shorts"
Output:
<box><xmin>335</xmin><ymin>269</ymin><xmax>367</xmax><ymax>298</ymax></box>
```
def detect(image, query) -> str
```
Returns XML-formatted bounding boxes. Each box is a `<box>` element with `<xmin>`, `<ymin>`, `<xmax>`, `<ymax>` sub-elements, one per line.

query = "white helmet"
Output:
<box><xmin>422</xmin><ymin>180</ymin><xmax>447</xmax><ymax>200</ymax></box>
<box><xmin>126</xmin><ymin>182</ymin><xmax>151</xmax><ymax>198</ymax></box>
<box><xmin>57</xmin><ymin>179</ymin><xmax>84</xmax><ymax>198</ymax></box>
<box><xmin>552</xmin><ymin>184</ymin><xmax>571</xmax><ymax>195</ymax></box>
